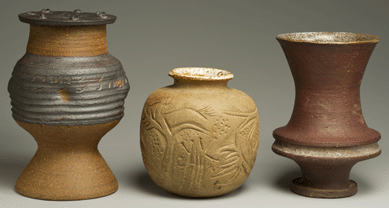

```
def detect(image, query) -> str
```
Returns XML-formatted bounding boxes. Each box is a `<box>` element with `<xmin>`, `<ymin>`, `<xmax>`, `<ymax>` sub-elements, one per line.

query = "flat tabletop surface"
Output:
<box><xmin>1</xmin><ymin>1</ymin><xmax>388</xmax><ymax>207</ymax></box>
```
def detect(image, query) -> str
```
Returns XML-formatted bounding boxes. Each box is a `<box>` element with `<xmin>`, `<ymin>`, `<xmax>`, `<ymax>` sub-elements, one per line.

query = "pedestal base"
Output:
<box><xmin>15</xmin><ymin>120</ymin><xmax>120</xmax><ymax>201</ymax></box>
<box><xmin>272</xmin><ymin>140</ymin><xmax>381</xmax><ymax>198</ymax></box>
<box><xmin>291</xmin><ymin>178</ymin><xmax>357</xmax><ymax>198</ymax></box>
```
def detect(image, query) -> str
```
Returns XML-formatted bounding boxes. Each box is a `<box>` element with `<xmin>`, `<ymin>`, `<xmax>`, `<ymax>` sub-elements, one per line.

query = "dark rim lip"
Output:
<box><xmin>18</xmin><ymin>11</ymin><xmax>116</xmax><ymax>26</ymax></box>
<box><xmin>168</xmin><ymin>67</ymin><xmax>234</xmax><ymax>81</ymax></box>
<box><xmin>276</xmin><ymin>32</ymin><xmax>380</xmax><ymax>44</ymax></box>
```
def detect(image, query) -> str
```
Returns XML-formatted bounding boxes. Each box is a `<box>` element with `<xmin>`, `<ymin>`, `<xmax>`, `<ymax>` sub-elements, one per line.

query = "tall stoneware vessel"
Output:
<box><xmin>8</xmin><ymin>10</ymin><xmax>130</xmax><ymax>200</ymax></box>
<box><xmin>272</xmin><ymin>32</ymin><xmax>381</xmax><ymax>198</ymax></box>
<box><xmin>140</xmin><ymin>67</ymin><xmax>259</xmax><ymax>197</ymax></box>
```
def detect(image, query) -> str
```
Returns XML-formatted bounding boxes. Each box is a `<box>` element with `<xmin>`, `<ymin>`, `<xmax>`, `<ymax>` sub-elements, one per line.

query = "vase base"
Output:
<box><xmin>16</xmin><ymin>185</ymin><xmax>118</xmax><ymax>201</ymax></box>
<box><xmin>14</xmin><ymin>120</ymin><xmax>120</xmax><ymax>201</ymax></box>
<box><xmin>15</xmin><ymin>160</ymin><xmax>119</xmax><ymax>201</ymax></box>
<box><xmin>272</xmin><ymin>140</ymin><xmax>381</xmax><ymax>198</ymax></box>
<box><xmin>291</xmin><ymin>178</ymin><xmax>357</xmax><ymax>198</ymax></box>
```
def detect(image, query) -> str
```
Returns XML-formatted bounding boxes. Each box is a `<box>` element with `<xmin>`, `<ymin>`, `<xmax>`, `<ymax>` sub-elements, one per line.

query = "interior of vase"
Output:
<box><xmin>169</xmin><ymin>67</ymin><xmax>234</xmax><ymax>81</ymax></box>
<box><xmin>276</xmin><ymin>32</ymin><xmax>380</xmax><ymax>44</ymax></box>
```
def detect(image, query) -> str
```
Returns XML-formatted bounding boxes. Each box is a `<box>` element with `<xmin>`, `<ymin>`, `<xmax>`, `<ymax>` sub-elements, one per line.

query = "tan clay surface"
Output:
<box><xmin>9</xmin><ymin>14</ymin><xmax>129</xmax><ymax>200</ymax></box>
<box><xmin>15</xmin><ymin>120</ymin><xmax>120</xmax><ymax>200</ymax></box>
<box><xmin>140</xmin><ymin>67</ymin><xmax>259</xmax><ymax>198</ymax></box>
<box><xmin>27</xmin><ymin>25</ymin><xmax>108</xmax><ymax>57</ymax></box>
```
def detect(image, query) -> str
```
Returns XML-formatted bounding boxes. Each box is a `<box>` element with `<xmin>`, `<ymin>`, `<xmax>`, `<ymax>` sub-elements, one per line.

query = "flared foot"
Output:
<box><xmin>15</xmin><ymin>120</ymin><xmax>120</xmax><ymax>200</ymax></box>
<box><xmin>291</xmin><ymin>178</ymin><xmax>357</xmax><ymax>198</ymax></box>
<box><xmin>15</xmin><ymin>150</ymin><xmax>119</xmax><ymax>201</ymax></box>
<box><xmin>272</xmin><ymin>140</ymin><xmax>381</xmax><ymax>198</ymax></box>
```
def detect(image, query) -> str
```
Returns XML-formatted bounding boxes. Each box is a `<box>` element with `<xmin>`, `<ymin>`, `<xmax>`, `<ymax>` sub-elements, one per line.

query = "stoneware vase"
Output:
<box><xmin>8</xmin><ymin>9</ymin><xmax>130</xmax><ymax>200</ymax></box>
<box><xmin>140</xmin><ymin>67</ymin><xmax>259</xmax><ymax>197</ymax></box>
<box><xmin>272</xmin><ymin>32</ymin><xmax>381</xmax><ymax>198</ymax></box>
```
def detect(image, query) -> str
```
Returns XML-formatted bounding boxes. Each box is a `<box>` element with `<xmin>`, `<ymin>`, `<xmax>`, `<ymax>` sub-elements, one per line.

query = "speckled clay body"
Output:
<box><xmin>273</xmin><ymin>32</ymin><xmax>381</xmax><ymax>198</ymax></box>
<box><xmin>8</xmin><ymin>10</ymin><xmax>129</xmax><ymax>200</ymax></box>
<box><xmin>140</xmin><ymin>67</ymin><xmax>259</xmax><ymax>197</ymax></box>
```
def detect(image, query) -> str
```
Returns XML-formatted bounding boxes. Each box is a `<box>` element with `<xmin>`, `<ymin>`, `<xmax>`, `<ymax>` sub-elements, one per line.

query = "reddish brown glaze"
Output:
<box><xmin>272</xmin><ymin>32</ymin><xmax>382</xmax><ymax>198</ymax></box>
<box><xmin>274</xmin><ymin>34</ymin><xmax>380</xmax><ymax>147</ymax></box>
<box><xmin>272</xmin><ymin>140</ymin><xmax>381</xmax><ymax>198</ymax></box>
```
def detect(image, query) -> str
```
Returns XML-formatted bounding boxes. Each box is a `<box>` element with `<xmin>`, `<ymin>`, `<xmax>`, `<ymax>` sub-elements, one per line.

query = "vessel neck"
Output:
<box><xmin>26</xmin><ymin>25</ymin><xmax>108</xmax><ymax>57</ymax></box>
<box><xmin>279</xmin><ymin>41</ymin><xmax>377</xmax><ymax>134</ymax></box>
<box><xmin>173</xmin><ymin>79</ymin><xmax>229</xmax><ymax>87</ymax></box>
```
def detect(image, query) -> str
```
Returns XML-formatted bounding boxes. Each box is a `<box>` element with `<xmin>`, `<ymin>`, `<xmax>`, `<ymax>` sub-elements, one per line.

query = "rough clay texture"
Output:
<box><xmin>15</xmin><ymin>120</ymin><xmax>120</xmax><ymax>200</ymax></box>
<box><xmin>140</xmin><ymin>68</ymin><xmax>259</xmax><ymax>198</ymax></box>
<box><xmin>272</xmin><ymin>32</ymin><xmax>381</xmax><ymax>198</ymax></box>
<box><xmin>27</xmin><ymin>25</ymin><xmax>108</xmax><ymax>57</ymax></box>
<box><xmin>9</xmin><ymin>11</ymin><xmax>129</xmax><ymax>200</ymax></box>
<box><xmin>274</xmin><ymin>33</ymin><xmax>380</xmax><ymax>147</ymax></box>
<box><xmin>272</xmin><ymin>140</ymin><xmax>380</xmax><ymax>159</ymax></box>
<box><xmin>276</xmin><ymin>32</ymin><xmax>380</xmax><ymax>44</ymax></box>
<box><xmin>9</xmin><ymin>53</ymin><xmax>129</xmax><ymax>126</ymax></box>
<box><xmin>19</xmin><ymin>10</ymin><xmax>116</xmax><ymax>26</ymax></box>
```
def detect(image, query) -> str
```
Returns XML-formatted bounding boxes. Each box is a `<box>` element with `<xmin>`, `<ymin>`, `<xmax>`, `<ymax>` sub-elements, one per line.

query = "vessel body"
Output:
<box><xmin>140</xmin><ymin>67</ymin><xmax>259</xmax><ymax>197</ymax></box>
<box><xmin>272</xmin><ymin>32</ymin><xmax>381</xmax><ymax>198</ymax></box>
<box><xmin>8</xmin><ymin>9</ymin><xmax>130</xmax><ymax>200</ymax></box>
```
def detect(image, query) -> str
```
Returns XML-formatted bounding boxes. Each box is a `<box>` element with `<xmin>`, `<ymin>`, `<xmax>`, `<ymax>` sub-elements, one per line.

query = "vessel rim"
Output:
<box><xmin>276</xmin><ymin>32</ymin><xmax>380</xmax><ymax>44</ymax></box>
<box><xmin>18</xmin><ymin>9</ymin><xmax>116</xmax><ymax>26</ymax></box>
<box><xmin>168</xmin><ymin>67</ymin><xmax>234</xmax><ymax>81</ymax></box>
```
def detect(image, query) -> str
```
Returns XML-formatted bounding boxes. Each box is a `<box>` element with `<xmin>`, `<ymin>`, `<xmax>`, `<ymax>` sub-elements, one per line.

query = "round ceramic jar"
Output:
<box><xmin>140</xmin><ymin>67</ymin><xmax>259</xmax><ymax>197</ymax></box>
<box><xmin>8</xmin><ymin>9</ymin><xmax>130</xmax><ymax>200</ymax></box>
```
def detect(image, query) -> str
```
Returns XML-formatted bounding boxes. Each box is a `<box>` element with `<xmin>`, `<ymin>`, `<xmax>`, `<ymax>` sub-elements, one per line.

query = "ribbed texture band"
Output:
<box><xmin>8</xmin><ymin>53</ymin><xmax>130</xmax><ymax>126</ymax></box>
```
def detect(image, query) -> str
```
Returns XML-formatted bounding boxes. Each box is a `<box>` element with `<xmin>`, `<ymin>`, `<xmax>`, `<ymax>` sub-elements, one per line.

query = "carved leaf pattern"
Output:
<box><xmin>211</xmin><ymin>109</ymin><xmax>259</xmax><ymax>184</ymax></box>
<box><xmin>212</xmin><ymin>145</ymin><xmax>242</xmax><ymax>183</ymax></box>
<box><xmin>141</xmin><ymin>97</ymin><xmax>213</xmax><ymax>190</ymax></box>
<box><xmin>141</xmin><ymin>96</ymin><xmax>259</xmax><ymax>189</ymax></box>
<box><xmin>196</xmin><ymin>106</ymin><xmax>217</xmax><ymax>118</ymax></box>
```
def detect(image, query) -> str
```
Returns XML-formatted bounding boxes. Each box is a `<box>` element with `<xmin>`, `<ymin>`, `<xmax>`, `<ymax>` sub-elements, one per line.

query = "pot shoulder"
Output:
<box><xmin>144</xmin><ymin>85</ymin><xmax>257</xmax><ymax>114</ymax></box>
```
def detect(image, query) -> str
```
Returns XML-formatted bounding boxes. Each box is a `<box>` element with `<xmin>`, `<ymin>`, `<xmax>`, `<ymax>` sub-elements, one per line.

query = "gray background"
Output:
<box><xmin>0</xmin><ymin>0</ymin><xmax>388</xmax><ymax>207</ymax></box>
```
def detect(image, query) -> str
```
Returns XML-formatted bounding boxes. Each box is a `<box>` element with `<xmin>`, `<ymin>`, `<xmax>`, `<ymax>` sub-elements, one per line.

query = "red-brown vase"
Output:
<box><xmin>272</xmin><ymin>32</ymin><xmax>381</xmax><ymax>198</ymax></box>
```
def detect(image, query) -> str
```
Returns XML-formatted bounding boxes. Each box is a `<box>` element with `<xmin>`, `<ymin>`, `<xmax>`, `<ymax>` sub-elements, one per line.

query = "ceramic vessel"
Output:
<box><xmin>272</xmin><ymin>32</ymin><xmax>381</xmax><ymax>198</ymax></box>
<box><xmin>140</xmin><ymin>67</ymin><xmax>259</xmax><ymax>197</ymax></box>
<box><xmin>8</xmin><ymin>9</ymin><xmax>130</xmax><ymax>200</ymax></box>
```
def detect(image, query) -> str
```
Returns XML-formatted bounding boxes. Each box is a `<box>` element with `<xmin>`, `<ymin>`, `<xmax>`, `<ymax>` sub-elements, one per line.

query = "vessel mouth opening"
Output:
<box><xmin>276</xmin><ymin>32</ymin><xmax>380</xmax><ymax>44</ymax></box>
<box><xmin>169</xmin><ymin>67</ymin><xmax>234</xmax><ymax>81</ymax></box>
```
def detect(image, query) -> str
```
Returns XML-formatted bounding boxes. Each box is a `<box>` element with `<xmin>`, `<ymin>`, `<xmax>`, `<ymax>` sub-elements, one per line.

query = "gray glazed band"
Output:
<box><xmin>8</xmin><ymin>53</ymin><xmax>130</xmax><ymax>126</ymax></box>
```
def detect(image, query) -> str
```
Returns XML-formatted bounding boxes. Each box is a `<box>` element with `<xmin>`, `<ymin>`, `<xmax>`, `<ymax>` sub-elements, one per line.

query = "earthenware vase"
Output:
<box><xmin>140</xmin><ymin>67</ymin><xmax>259</xmax><ymax>197</ymax></box>
<box><xmin>272</xmin><ymin>32</ymin><xmax>381</xmax><ymax>198</ymax></box>
<box><xmin>8</xmin><ymin>9</ymin><xmax>130</xmax><ymax>200</ymax></box>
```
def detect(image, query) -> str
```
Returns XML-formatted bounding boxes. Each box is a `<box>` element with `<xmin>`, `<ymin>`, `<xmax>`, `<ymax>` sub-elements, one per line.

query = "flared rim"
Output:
<box><xmin>276</xmin><ymin>32</ymin><xmax>380</xmax><ymax>44</ymax></box>
<box><xmin>168</xmin><ymin>67</ymin><xmax>234</xmax><ymax>81</ymax></box>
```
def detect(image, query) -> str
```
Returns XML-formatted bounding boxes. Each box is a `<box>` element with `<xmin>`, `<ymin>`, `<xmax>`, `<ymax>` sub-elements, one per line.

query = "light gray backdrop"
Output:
<box><xmin>0</xmin><ymin>1</ymin><xmax>388</xmax><ymax>207</ymax></box>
